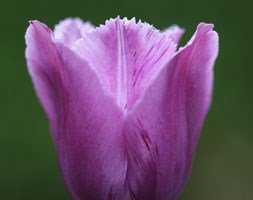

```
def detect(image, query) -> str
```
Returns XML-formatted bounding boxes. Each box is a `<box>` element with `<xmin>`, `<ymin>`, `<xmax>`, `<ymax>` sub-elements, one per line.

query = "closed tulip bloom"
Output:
<box><xmin>25</xmin><ymin>17</ymin><xmax>218</xmax><ymax>200</ymax></box>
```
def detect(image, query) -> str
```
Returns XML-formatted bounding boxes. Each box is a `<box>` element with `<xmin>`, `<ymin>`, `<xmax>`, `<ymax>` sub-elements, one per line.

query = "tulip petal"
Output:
<box><xmin>25</xmin><ymin>20</ymin><xmax>61</xmax><ymax>138</ymax></box>
<box><xmin>26</xmin><ymin>21</ymin><xmax>128</xmax><ymax>200</ymax></box>
<box><xmin>73</xmin><ymin>17</ymin><xmax>177</xmax><ymax>111</ymax></box>
<box><xmin>163</xmin><ymin>25</ymin><xmax>185</xmax><ymax>44</ymax></box>
<box><xmin>54</xmin><ymin>18</ymin><xmax>94</xmax><ymax>47</ymax></box>
<box><xmin>55</xmin><ymin>45</ymin><xmax>127</xmax><ymax>200</ymax></box>
<box><xmin>123</xmin><ymin>23</ymin><xmax>218</xmax><ymax>199</ymax></box>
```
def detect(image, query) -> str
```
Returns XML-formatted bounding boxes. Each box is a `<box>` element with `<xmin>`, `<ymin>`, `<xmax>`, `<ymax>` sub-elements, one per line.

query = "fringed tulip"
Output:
<box><xmin>25</xmin><ymin>17</ymin><xmax>218</xmax><ymax>200</ymax></box>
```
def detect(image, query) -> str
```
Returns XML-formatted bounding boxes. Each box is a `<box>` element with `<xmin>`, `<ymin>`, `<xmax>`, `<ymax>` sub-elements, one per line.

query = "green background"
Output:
<box><xmin>1</xmin><ymin>0</ymin><xmax>252</xmax><ymax>199</ymax></box>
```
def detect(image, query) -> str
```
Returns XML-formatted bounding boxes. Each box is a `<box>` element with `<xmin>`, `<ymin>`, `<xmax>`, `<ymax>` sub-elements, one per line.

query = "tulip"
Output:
<box><xmin>25</xmin><ymin>17</ymin><xmax>218</xmax><ymax>200</ymax></box>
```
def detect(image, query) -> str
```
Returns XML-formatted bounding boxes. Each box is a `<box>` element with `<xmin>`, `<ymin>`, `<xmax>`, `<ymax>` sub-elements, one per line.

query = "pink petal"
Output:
<box><xmin>123</xmin><ymin>23</ymin><xmax>218</xmax><ymax>199</ymax></box>
<box><xmin>163</xmin><ymin>25</ymin><xmax>185</xmax><ymax>44</ymax></box>
<box><xmin>25</xmin><ymin>20</ymin><xmax>127</xmax><ymax>200</ymax></box>
<box><xmin>25</xmin><ymin>20</ymin><xmax>61</xmax><ymax>139</ymax></box>
<box><xmin>54</xmin><ymin>18</ymin><xmax>94</xmax><ymax>47</ymax></box>
<box><xmin>73</xmin><ymin>17</ymin><xmax>177</xmax><ymax>111</ymax></box>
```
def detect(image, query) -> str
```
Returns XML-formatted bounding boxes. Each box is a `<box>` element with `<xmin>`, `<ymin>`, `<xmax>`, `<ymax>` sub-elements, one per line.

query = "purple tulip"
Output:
<box><xmin>25</xmin><ymin>17</ymin><xmax>218</xmax><ymax>200</ymax></box>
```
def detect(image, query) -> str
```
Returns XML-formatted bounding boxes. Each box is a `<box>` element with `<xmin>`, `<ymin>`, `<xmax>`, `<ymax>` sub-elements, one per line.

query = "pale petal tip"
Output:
<box><xmin>28</xmin><ymin>19</ymin><xmax>40</xmax><ymax>25</ymax></box>
<box><xmin>197</xmin><ymin>22</ymin><xmax>219</xmax><ymax>46</ymax></box>
<box><xmin>27</xmin><ymin>20</ymin><xmax>39</xmax><ymax>28</ymax></box>
<box><xmin>177</xmin><ymin>22</ymin><xmax>218</xmax><ymax>53</ymax></box>
<box><xmin>27</xmin><ymin>20</ymin><xmax>52</xmax><ymax>33</ymax></box>
<box><xmin>28</xmin><ymin>20</ymin><xmax>42</xmax><ymax>26</ymax></box>
<box><xmin>25</xmin><ymin>20</ymin><xmax>40</xmax><ymax>40</ymax></box>
<box><xmin>197</xmin><ymin>22</ymin><xmax>215</xmax><ymax>32</ymax></box>
<box><xmin>102</xmin><ymin>16</ymin><xmax>152</xmax><ymax>29</ymax></box>
<box><xmin>163</xmin><ymin>24</ymin><xmax>185</xmax><ymax>44</ymax></box>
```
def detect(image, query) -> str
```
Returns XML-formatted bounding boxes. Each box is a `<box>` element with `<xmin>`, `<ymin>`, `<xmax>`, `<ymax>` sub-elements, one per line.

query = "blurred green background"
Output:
<box><xmin>1</xmin><ymin>0</ymin><xmax>252</xmax><ymax>199</ymax></box>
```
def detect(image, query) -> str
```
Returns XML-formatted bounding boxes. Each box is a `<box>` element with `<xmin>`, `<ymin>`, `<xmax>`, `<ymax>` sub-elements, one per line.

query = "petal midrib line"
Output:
<box><xmin>116</xmin><ymin>19</ymin><xmax>128</xmax><ymax>111</ymax></box>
